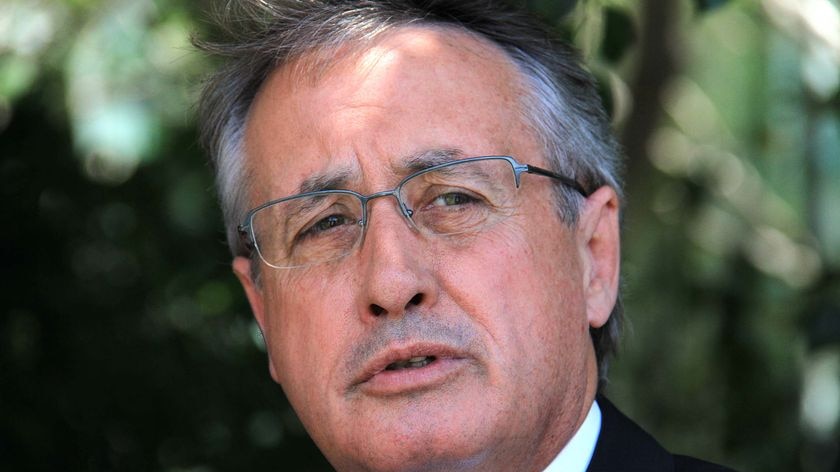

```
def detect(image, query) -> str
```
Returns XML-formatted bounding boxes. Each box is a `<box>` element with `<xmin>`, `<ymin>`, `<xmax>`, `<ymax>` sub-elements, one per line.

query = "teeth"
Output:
<box><xmin>385</xmin><ymin>356</ymin><xmax>435</xmax><ymax>371</ymax></box>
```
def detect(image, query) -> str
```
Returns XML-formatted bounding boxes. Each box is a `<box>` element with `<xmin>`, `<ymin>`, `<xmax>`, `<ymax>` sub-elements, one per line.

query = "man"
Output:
<box><xmin>196</xmin><ymin>1</ymin><xmax>735</xmax><ymax>470</ymax></box>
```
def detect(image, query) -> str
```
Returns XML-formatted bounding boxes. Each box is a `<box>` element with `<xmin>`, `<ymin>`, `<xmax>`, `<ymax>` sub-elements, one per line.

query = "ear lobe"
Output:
<box><xmin>577</xmin><ymin>186</ymin><xmax>620</xmax><ymax>330</ymax></box>
<box><xmin>233</xmin><ymin>256</ymin><xmax>281</xmax><ymax>382</ymax></box>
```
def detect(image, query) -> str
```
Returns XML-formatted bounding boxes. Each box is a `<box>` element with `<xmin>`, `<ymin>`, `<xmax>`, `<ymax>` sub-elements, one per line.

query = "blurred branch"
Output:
<box><xmin>622</xmin><ymin>0</ymin><xmax>680</xmax><ymax>200</ymax></box>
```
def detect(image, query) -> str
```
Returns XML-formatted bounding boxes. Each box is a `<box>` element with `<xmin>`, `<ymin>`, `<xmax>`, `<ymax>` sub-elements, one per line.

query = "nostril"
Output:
<box><xmin>368</xmin><ymin>294</ymin><xmax>423</xmax><ymax>317</ymax></box>
<box><xmin>370</xmin><ymin>304</ymin><xmax>385</xmax><ymax>316</ymax></box>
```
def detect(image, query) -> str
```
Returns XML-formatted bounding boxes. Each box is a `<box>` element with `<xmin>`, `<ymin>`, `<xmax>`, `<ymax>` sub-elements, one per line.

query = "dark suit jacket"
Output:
<box><xmin>586</xmin><ymin>397</ymin><xmax>737</xmax><ymax>472</ymax></box>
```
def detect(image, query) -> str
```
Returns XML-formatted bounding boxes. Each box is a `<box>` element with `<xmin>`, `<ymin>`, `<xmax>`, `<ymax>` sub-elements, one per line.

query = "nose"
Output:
<box><xmin>360</xmin><ymin>189</ymin><xmax>414</xmax><ymax>227</ymax></box>
<box><xmin>354</xmin><ymin>196</ymin><xmax>438</xmax><ymax>320</ymax></box>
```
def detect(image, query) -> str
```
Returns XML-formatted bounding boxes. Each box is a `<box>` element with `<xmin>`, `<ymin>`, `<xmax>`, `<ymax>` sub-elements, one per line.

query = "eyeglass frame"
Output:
<box><xmin>237</xmin><ymin>155</ymin><xmax>590</xmax><ymax>267</ymax></box>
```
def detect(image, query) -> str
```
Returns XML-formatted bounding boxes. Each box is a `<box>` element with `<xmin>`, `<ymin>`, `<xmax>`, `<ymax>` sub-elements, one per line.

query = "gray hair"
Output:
<box><xmin>195</xmin><ymin>0</ymin><xmax>625</xmax><ymax>387</ymax></box>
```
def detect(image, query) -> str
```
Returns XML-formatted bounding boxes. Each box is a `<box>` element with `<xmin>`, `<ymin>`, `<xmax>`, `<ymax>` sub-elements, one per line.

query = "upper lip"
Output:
<box><xmin>349</xmin><ymin>342</ymin><xmax>467</xmax><ymax>388</ymax></box>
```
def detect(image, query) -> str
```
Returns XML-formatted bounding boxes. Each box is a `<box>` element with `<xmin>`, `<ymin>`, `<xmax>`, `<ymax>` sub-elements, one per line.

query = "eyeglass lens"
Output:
<box><xmin>250</xmin><ymin>158</ymin><xmax>520</xmax><ymax>268</ymax></box>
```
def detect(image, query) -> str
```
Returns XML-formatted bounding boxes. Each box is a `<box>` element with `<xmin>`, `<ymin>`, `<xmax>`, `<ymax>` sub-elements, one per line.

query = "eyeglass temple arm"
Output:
<box><xmin>520</xmin><ymin>164</ymin><xmax>589</xmax><ymax>196</ymax></box>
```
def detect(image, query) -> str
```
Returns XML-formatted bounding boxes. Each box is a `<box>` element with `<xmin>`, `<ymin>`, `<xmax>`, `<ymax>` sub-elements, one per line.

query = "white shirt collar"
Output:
<box><xmin>542</xmin><ymin>399</ymin><xmax>602</xmax><ymax>472</ymax></box>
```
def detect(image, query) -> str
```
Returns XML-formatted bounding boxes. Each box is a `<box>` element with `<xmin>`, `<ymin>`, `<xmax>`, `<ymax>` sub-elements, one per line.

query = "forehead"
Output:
<box><xmin>243</xmin><ymin>26</ymin><xmax>539</xmax><ymax>201</ymax></box>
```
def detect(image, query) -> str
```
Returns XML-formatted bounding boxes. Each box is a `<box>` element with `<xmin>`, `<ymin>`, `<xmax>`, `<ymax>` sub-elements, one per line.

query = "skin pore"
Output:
<box><xmin>233</xmin><ymin>26</ymin><xmax>620</xmax><ymax>472</ymax></box>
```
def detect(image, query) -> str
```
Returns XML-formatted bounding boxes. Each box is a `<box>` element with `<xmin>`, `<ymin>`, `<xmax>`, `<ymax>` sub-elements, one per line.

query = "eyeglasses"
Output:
<box><xmin>239</xmin><ymin>156</ymin><xmax>587</xmax><ymax>269</ymax></box>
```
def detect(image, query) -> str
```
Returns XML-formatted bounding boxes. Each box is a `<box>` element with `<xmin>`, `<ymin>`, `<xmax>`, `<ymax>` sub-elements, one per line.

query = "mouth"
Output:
<box><xmin>384</xmin><ymin>355</ymin><xmax>436</xmax><ymax>371</ymax></box>
<box><xmin>350</xmin><ymin>345</ymin><xmax>469</xmax><ymax>397</ymax></box>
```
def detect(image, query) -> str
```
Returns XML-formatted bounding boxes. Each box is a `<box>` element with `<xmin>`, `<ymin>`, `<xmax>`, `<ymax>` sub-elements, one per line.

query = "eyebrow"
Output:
<box><xmin>297</xmin><ymin>168</ymin><xmax>356</xmax><ymax>194</ymax></box>
<box><xmin>400</xmin><ymin>148</ymin><xmax>466</xmax><ymax>173</ymax></box>
<box><xmin>294</xmin><ymin>148</ymin><xmax>467</xmax><ymax>195</ymax></box>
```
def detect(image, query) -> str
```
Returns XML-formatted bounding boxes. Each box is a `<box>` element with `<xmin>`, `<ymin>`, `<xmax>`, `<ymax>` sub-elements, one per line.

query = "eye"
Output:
<box><xmin>299</xmin><ymin>214</ymin><xmax>354</xmax><ymax>239</ymax></box>
<box><xmin>432</xmin><ymin>192</ymin><xmax>478</xmax><ymax>207</ymax></box>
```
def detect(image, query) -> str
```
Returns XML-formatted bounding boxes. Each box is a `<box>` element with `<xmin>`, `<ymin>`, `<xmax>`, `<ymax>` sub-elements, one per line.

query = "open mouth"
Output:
<box><xmin>384</xmin><ymin>355</ymin><xmax>437</xmax><ymax>371</ymax></box>
<box><xmin>348</xmin><ymin>344</ymin><xmax>469</xmax><ymax>396</ymax></box>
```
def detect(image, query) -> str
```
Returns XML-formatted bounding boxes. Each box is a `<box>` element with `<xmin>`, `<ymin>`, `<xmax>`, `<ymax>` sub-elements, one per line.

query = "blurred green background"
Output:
<box><xmin>1</xmin><ymin>0</ymin><xmax>838</xmax><ymax>470</ymax></box>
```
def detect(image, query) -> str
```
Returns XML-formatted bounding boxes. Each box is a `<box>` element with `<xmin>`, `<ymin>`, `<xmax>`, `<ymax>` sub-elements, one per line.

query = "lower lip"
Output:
<box><xmin>360</xmin><ymin>357</ymin><xmax>467</xmax><ymax>397</ymax></box>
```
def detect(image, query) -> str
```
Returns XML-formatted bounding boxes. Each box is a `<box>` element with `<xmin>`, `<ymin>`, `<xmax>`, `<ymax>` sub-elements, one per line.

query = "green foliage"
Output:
<box><xmin>2</xmin><ymin>0</ymin><xmax>839</xmax><ymax>470</ymax></box>
<box><xmin>601</xmin><ymin>7</ymin><xmax>636</xmax><ymax>63</ymax></box>
<box><xmin>694</xmin><ymin>0</ymin><xmax>731</xmax><ymax>12</ymax></box>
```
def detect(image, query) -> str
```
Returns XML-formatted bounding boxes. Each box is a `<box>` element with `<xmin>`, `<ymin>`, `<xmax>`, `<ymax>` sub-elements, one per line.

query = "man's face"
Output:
<box><xmin>234</xmin><ymin>27</ymin><xmax>619</xmax><ymax>472</ymax></box>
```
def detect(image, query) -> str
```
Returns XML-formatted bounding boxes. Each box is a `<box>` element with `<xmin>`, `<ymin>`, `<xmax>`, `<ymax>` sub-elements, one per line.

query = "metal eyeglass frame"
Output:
<box><xmin>237</xmin><ymin>155</ymin><xmax>589</xmax><ymax>266</ymax></box>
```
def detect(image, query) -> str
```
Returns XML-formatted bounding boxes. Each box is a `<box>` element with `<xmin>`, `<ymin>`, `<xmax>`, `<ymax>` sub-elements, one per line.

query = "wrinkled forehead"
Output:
<box><xmin>283</xmin><ymin>24</ymin><xmax>520</xmax><ymax>87</ymax></box>
<box><xmin>243</xmin><ymin>25</ymin><xmax>534</xmax><ymax>202</ymax></box>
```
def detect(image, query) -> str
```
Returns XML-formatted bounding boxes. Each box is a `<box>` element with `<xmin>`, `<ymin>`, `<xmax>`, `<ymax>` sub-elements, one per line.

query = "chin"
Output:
<box><xmin>321</xmin><ymin>408</ymin><xmax>508</xmax><ymax>472</ymax></box>
<box><xmin>327</xmin><ymin>444</ymin><xmax>491</xmax><ymax>472</ymax></box>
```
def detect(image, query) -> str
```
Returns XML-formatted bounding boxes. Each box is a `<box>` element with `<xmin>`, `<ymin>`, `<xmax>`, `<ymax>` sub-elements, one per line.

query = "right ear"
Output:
<box><xmin>233</xmin><ymin>256</ymin><xmax>265</xmax><ymax>329</ymax></box>
<box><xmin>233</xmin><ymin>256</ymin><xmax>279</xmax><ymax>382</ymax></box>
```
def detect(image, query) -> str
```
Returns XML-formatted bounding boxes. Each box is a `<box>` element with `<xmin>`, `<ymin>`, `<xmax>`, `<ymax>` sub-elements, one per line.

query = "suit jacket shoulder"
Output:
<box><xmin>586</xmin><ymin>396</ymin><xmax>737</xmax><ymax>472</ymax></box>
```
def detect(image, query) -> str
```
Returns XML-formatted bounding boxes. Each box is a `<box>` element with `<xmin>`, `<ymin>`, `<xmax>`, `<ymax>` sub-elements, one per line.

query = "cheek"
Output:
<box><xmin>438</xmin><ymin>216</ymin><xmax>587</xmax><ymax>360</ymax></box>
<box><xmin>443</xmin><ymin>216</ymin><xmax>580</xmax><ymax>302</ymax></box>
<box><xmin>261</xmin><ymin>271</ymin><xmax>356</xmax><ymax>394</ymax></box>
<box><xmin>433</xmin><ymin>225</ymin><xmax>524</xmax><ymax>315</ymax></box>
